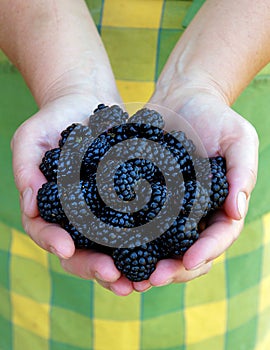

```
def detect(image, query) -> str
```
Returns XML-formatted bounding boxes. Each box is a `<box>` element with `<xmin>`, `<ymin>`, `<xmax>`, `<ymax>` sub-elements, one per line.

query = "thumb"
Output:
<box><xmin>222</xmin><ymin>123</ymin><xmax>259</xmax><ymax>220</ymax></box>
<box><xmin>11</xmin><ymin>123</ymin><xmax>46</xmax><ymax>218</ymax></box>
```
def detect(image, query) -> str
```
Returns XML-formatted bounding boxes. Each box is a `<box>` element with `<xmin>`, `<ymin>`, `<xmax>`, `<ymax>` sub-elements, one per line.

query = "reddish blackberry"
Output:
<box><xmin>112</xmin><ymin>242</ymin><xmax>162</xmax><ymax>282</ymax></box>
<box><xmin>37</xmin><ymin>182</ymin><xmax>66</xmax><ymax>224</ymax></box>
<box><xmin>128</xmin><ymin>108</ymin><xmax>165</xmax><ymax>129</ymax></box>
<box><xmin>88</xmin><ymin>105</ymin><xmax>128</xmax><ymax>136</ymax></box>
<box><xmin>39</xmin><ymin>148</ymin><xmax>61</xmax><ymax>182</ymax></box>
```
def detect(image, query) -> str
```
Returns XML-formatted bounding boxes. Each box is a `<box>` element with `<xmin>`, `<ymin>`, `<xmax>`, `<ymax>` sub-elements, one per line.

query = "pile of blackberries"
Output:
<box><xmin>37</xmin><ymin>104</ymin><xmax>229</xmax><ymax>282</ymax></box>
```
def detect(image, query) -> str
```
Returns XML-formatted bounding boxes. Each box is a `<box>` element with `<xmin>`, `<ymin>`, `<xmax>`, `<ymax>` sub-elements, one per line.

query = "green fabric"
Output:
<box><xmin>1</xmin><ymin>1</ymin><xmax>270</xmax><ymax>349</ymax></box>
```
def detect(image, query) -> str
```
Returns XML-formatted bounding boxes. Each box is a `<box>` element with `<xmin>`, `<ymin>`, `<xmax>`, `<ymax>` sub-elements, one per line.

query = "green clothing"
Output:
<box><xmin>1</xmin><ymin>1</ymin><xmax>270</xmax><ymax>349</ymax></box>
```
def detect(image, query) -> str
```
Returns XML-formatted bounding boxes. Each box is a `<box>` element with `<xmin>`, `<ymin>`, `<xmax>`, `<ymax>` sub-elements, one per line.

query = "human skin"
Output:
<box><xmin>1</xmin><ymin>0</ymin><xmax>268</xmax><ymax>295</ymax></box>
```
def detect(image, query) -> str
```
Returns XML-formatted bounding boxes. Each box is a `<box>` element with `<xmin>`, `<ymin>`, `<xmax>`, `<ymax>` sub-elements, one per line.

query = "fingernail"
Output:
<box><xmin>22</xmin><ymin>187</ymin><xmax>33</xmax><ymax>213</ymax></box>
<box><xmin>187</xmin><ymin>260</ymin><xmax>206</xmax><ymax>271</ymax></box>
<box><xmin>237</xmin><ymin>191</ymin><xmax>247</xmax><ymax>219</ymax></box>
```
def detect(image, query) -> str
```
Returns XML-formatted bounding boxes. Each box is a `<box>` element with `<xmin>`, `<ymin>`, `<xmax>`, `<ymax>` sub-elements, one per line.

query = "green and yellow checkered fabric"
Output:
<box><xmin>1</xmin><ymin>1</ymin><xmax>270</xmax><ymax>349</ymax></box>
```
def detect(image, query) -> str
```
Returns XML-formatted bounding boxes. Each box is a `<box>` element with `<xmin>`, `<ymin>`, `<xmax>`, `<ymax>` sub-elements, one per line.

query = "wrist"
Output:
<box><xmin>151</xmin><ymin>69</ymin><xmax>231</xmax><ymax>113</ymax></box>
<box><xmin>37</xmin><ymin>65</ymin><xmax>122</xmax><ymax>111</ymax></box>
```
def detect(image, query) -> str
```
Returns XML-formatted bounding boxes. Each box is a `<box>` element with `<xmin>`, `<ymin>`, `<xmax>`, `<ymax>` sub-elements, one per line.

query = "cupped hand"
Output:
<box><xmin>11</xmin><ymin>91</ymin><xmax>139</xmax><ymax>294</ymax></box>
<box><xmin>132</xmin><ymin>90</ymin><xmax>258</xmax><ymax>290</ymax></box>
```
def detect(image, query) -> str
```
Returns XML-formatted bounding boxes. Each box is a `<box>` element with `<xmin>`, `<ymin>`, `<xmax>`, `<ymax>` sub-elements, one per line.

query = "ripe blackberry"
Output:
<box><xmin>39</xmin><ymin>148</ymin><xmax>61</xmax><ymax>182</ymax></box>
<box><xmin>162</xmin><ymin>131</ymin><xmax>195</xmax><ymax>172</ymax></box>
<box><xmin>59</xmin><ymin>123</ymin><xmax>80</xmax><ymax>148</ymax></box>
<box><xmin>88</xmin><ymin>105</ymin><xmax>128</xmax><ymax>136</ymax></box>
<box><xmin>113</xmin><ymin>242</ymin><xmax>162</xmax><ymax>282</ymax></box>
<box><xmin>168</xmin><ymin>130</ymin><xmax>196</xmax><ymax>154</ymax></box>
<box><xmin>128</xmin><ymin>108</ymin><xmax>165</xmax><ymax>129</ymax></box>
<box><xmin>180</xmin><ymin>180</ymin><xmax>210</xmax><ymax>219</ymax></box>
<box><xmin>208</xmin><ymin>157</ymin><xmax>229</xmax><ymax>211</ymax></box>
<box><xmin>62</xmin><ymin>222</ymin><xmax>95</xmax><ymax>249</ymax></box>
<box><xmin>159</xmin><ymin>216</ymin><xmax>199</xmax><ymax>256</ymax></box>
<box><xmin>191</xmin><ymin>156</ymin><xmax>228</xmax><ymax>212</ymax></box>
<box><xmin>37</xmin><ymin>182</ymin><xmax>66</xmax><ymax>224</ymax></box>
<box><xmin>59</xmin><ymin>124</ymin><xmax>93</xmax><ymax>151</ymax></box>
<box><xmin>81</xmin><ymin>133</ymin><xmax>113</xmax><ymax>179</ymax></box>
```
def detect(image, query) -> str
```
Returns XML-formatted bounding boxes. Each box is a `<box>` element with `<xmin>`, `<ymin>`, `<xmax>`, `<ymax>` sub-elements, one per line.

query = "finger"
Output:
<box><xmin>183</xmin><ymin>210</ymin><xmax>244</xmax><ymax>271</ymax></box>
<box><xmin>22</xmin><ymin>214</ymin><xmax>75</xmax><ymax>258</ymax></box>
<box><xmin>95</xmin><ymin>275</ymin><xmax>134</xmax><ymax>296</ymax></box>
<box><xmin>133</xmin><ymin>280</ymin><xmax>152</xmax><ymax>293</ymax></box>
<box><xmin>221</xmin><ymin>117</ymin><xmax>259</xmax><ymax>220</ymax></box>
<box><xmin>109</xmin><ymin>275</ymin><xmax>134</xmax><ymax>296</ymax></box>
<box><xmin>60</xmin><ymin>249</ymin><xmax>121</xmax><ymax>282</ymax></box>
<box><xmin>149</xmin><ymin>258</ymin><xmax>212</xmax><ymax>286</ymax></box>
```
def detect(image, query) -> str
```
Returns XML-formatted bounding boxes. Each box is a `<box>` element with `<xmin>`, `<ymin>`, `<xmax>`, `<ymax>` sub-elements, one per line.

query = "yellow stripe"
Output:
<box><xmin>185</xmin><ymin>300</ymin><xmax>227</xmax><ymax>344</ymax></box>
<box><xmin>116</xmin><ymin>80</ymin><xmax>155</xmax><ymax>104</ymax></box>
<box><xmin>11</xmin><ymin>228</ymin><xmax>48</xmax><ymax>268</ymax></box>
<box><xmin>102</xmin><ymin>0</ymin><xmax>163</xmax><ymax>28</ymax></box>
<box><xmin>262</xmin><ymin>212</ymin><xmax>270</xmax><ymax>245</ymax></box>
<box><xmin>11</xmin><ymin>292</ymin><xmax>50</xmax><ymax>339</ymax></box>
<box><xmin>94</xmin><ymin>318</ymin><xmax>140</xmax><ymax>350</ymax></box>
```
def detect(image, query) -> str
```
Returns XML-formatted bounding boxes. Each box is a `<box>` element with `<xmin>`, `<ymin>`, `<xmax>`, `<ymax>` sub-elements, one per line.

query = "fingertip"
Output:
<box><xmin>223</xmin><ymin>186</ymin><xmax>248</xmax><ymax>221</ymax></box>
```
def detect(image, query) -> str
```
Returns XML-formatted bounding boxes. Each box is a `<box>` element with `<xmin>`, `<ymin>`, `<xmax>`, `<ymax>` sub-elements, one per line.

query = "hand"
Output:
<box><xmin>131</xmin><ymin>89</ymin><xmax>258</xmax><ymax>291</ymax></box>
<box><xmin>11</xmin><ymin>86</ymin><xmax>138</xmax><ymax>293</ymax></box>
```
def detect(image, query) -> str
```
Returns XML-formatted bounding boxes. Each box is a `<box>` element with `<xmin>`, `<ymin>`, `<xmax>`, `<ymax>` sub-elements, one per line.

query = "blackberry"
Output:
<box><xmin>59</xmin><ymin>123</ymin><xmax>80</xmax><ymax>148</ymax></box>
<box><xmin>159</xmin><ymin>216</ymin><xmax>199</xmax><ymax>256</ymax></box>
<box><xmin>128</xmin><ymin>108</ymin><xmax>165</xmax><ymax>129</ymax></box>
<box><xmin>208</xmin><ymin>157</ymin><xmax>229</xmax><ymax>211</ymax></box>
<box><xmin>168</xmin><ymin>130</ymin><xmax>196</xmax><ymax>154</ymax></box>
<box><xmin>81</xmin><ymin>133</ymin><xmax>113</xmax><ymax>179</ymax></box>
<box><xmin>88</xmin><ymin>105</ymin><xmax>128</xmax><ymax>136</ymax></box>
<box><xmin>113</xmin><ymin>242</ymin><xmax>162</xmax><ymax>282</ymax></box>
<box><xmin>191</xmin><ymin>156</ymin><xmax>228</xmax><ymax>212</ymax></box>
<box><xmin>62</xmin><ymin>222</ymin><xmax>95</xmax><ymax>249</ymax></box>
<box><xmin>37</xmin><ymin>182</ymin><xmax>66</xmax><ymax>224</ymax></box>
<box><xmin>180</xmin><ymin>180</ymin><xmax>210</xmax><ymax>219</ymax></box>
<box><xmin>39</xmin><ymin>148</ymin><xmax>61</xmax><ymax>182</ymax></box>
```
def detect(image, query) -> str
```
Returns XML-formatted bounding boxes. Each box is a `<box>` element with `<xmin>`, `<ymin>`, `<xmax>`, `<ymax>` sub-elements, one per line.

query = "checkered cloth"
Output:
<box><xmin>1</xmin><ymin>1</ymin><xmax>270</xmax><ymax>349</ymax></box>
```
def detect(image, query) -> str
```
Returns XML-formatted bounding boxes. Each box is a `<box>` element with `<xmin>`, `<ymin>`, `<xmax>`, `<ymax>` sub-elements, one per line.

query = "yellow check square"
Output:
<box><xmin>12</xmin><ymin>292</ymin><xmax>50</xmax><ymax>339</ymax></box>
<box><xmin>102</xmin><ymin>0</ymin><xmax>163</xmax><ymax>28</ymax></box>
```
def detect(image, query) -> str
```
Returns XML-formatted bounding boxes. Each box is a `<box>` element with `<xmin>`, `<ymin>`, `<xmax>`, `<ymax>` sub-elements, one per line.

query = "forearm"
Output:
<box><xmin>0</xmin><ymin>0</ymin><xmax>118</xmax><ymax>107</ymax></box>
<box><xmin>152</xmin><ymin>0</ymin><xmax>270</xmax><ymax>106</ymax></box>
